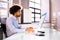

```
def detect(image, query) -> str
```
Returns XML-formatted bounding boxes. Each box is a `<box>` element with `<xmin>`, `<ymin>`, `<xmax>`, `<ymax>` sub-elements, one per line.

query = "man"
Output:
<box><xmin>6</xmin><ymin>5</ymin><xmax>24</xmax><ymax>37</ymax></box>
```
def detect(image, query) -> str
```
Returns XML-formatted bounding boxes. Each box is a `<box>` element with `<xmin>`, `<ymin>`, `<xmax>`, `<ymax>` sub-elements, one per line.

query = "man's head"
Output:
<box><xmin>9</xmin><ymin>5</ymin><xmax>21</xmax><ymax>17</ymax></box>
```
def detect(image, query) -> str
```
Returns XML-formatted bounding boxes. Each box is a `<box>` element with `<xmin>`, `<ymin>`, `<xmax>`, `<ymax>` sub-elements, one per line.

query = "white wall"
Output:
<box><xmin>51</xmin><ymin>0</ymin><xmax>60</xmax><ymax>18</ymax></box>
<box><xmin>51</xmin><ymin>0</ymin><xmax>60</xmax><ymax>29</ymax></box>
<box><xmin>51</xmin><ymin>0</ymin><xmax>60</xmax><ymax>13</ymax></box>
<box><xmin>23</xmin><ymin>9</ymin><xmax>32</xmax><ymax>23</ymax></box>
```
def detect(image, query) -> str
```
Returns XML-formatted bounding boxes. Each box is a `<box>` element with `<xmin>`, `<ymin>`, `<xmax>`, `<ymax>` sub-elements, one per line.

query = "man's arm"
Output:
<box><xmin>6</xmin><ymin>19</ymin><xmax>25</xmax><ymax>33</ymax></box>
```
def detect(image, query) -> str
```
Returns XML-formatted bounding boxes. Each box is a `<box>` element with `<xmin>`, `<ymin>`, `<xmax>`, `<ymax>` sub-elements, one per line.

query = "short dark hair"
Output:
<box><xmin>9</xmin><ymin>5</ymin><xmax>21</xmax><ymax>15</ymax></box>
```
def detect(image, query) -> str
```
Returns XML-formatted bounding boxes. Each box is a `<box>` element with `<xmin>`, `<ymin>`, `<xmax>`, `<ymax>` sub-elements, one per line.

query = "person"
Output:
<box><xmin>6</xmin><ymin>5</ymin><xmax>24</xmax><ymax>37</ymax></box>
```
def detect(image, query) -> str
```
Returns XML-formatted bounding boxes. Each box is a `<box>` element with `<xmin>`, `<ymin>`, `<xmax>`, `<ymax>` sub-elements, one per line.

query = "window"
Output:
<box><xmin>29</xmin><ymin>0</ymin><xmax>41</xmax><ymax>23</ymax></box>
<box><xmin>0</xmin><ymin>0</ymin><xmax>9</xmax><ymax>18</ymax></box>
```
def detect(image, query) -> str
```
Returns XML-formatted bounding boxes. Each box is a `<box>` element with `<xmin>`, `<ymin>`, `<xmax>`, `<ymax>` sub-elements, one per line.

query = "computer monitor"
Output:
<box><xmin>39</xmin><ymin>13</ymin><xmax>47</xmax><ymax>28</ymax></box>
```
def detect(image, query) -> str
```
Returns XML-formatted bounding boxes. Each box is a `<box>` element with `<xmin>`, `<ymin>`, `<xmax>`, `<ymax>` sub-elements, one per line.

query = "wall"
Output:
<box><xmin>51</xmin><ymin>0</ymin><xmax>60</xmax><ymax>13</ymax></box>
<box><xmin>21</xmin><ymin>0</ymin><xmax>29</xmax><ymax>9</ymax></box>
<box><xmin>23</xmin><ymin>9</ymin><xmax>32</xmax><ymax>23</ymax></box>
<box><xmin>51</xmin><ymin>0</ymin><xmax>60</xmax><ymax>29</ymax></box>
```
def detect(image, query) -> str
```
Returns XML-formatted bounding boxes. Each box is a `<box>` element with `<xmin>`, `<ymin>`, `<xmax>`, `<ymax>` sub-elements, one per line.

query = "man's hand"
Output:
<box><xmin>25</xmin><ymin>27</ymin><xmax>34</xmax><ymax>33</ymax></box>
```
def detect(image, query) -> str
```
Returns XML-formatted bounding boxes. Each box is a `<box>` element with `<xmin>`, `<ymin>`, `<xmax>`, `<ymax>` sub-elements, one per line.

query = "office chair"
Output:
<box><xmin>1</xmin><ymin>18</ymin><xmax>7</xmax><ymax>38</ymax></box>
<box><xmin>1</xmin><ymin>24</ymin><xmax>7</xmax><ymax>38</ymax></box>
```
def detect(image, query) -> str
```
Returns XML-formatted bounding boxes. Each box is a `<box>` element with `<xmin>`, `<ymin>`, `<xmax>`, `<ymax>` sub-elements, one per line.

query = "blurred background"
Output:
<box><xmin>0</xmin><ymin>0</ymin><xmax>60</xmax><ymax>40</ymax></box>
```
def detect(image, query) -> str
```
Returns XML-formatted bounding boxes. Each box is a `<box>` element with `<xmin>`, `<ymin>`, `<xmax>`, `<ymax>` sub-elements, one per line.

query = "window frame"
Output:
<box><xmin>29</xmin><ymin>0</ymin><xmax>41</xmax><ymax>22</ymax></box>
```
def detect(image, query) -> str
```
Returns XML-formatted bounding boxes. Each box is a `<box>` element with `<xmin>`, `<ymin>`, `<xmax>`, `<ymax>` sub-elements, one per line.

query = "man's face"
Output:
<box><xmin>15</xmin><ymin>10</ymin><xmax>21</xmax><ymax>17</ymax></box>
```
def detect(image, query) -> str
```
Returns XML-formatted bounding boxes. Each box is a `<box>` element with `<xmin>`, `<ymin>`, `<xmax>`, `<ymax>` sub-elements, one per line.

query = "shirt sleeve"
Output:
<box><xmin>6</xmin><ymin>19</ymin><xmax>25</xmax><ymax>33</ymax></box>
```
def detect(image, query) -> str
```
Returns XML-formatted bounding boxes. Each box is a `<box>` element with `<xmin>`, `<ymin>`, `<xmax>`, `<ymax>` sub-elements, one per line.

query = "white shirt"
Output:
<box><xmin>6</xmin><ymin>15</ymin><xmax>25</xmax><ymax>37</ymax></box>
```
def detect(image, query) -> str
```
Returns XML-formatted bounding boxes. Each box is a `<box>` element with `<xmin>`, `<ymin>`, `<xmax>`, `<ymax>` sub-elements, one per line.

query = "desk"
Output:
<box><xmin>3</xmin><ymin>28</ymin><xmax>50</xmax><ymax>40</ymax></box>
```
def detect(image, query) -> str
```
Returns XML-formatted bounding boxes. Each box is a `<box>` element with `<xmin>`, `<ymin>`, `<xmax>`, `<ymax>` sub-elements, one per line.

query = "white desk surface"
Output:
<box><xmin>3</xmin><ymin>28</ymin><xmax>50</xmax><ymax>40</ymax></box>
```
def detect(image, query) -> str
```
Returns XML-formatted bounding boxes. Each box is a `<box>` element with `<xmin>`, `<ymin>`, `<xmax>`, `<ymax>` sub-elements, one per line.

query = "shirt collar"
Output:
<box><xmin>11</xmin><ymin>15</ymin><xmax>17</xmax><ymax>20</ymax></box>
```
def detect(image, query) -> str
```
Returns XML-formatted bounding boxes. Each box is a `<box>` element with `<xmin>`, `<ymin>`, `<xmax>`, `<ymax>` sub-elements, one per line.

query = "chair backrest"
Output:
<box><xmin>1</xmin><ymin>18</ymin><xmax>7</xmax><ymax>37</ymax></box>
